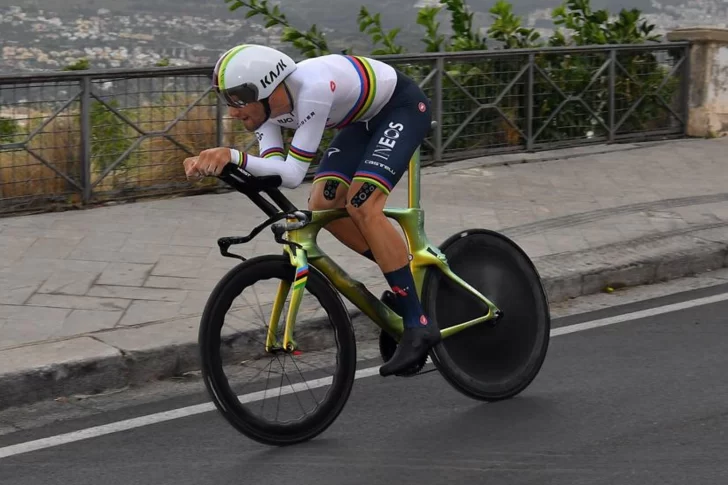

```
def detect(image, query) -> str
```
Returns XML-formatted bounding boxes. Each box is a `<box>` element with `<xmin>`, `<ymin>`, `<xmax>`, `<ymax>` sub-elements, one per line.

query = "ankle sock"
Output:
<box><xmin>383</xmin><ymin>264</ymin><xmax>429</xmax><ymax>328</ymax></box>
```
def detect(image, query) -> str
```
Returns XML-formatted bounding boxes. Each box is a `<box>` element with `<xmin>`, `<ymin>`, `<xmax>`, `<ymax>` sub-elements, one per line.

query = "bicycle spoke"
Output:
<box><xmin>287</xmin><ymin>355</ymin><xmax>322</xmax><ymax>409</ymax></box>
<box><xmin>279</xmin><ymin>354</ymin><xmax>317</xmax><ymax>419</ymax></box>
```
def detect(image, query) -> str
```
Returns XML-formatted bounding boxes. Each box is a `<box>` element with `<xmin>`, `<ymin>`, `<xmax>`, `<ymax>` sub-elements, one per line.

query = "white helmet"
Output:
<box><xmin>212</xmin><ymin>44</ymin><xmax>297</xmax><ymax>107</ymax></box>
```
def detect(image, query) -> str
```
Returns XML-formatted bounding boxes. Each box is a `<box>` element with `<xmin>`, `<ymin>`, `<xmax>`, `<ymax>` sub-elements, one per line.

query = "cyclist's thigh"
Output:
<box><xmin>350</xmin><ymin>89</ymin><xmax>431</xmax><ymax>201</ymax></box>
<box><xmin>310</xmin><ymin>124</ymin><xmax>371</xmax><ymax>209</ymax></box>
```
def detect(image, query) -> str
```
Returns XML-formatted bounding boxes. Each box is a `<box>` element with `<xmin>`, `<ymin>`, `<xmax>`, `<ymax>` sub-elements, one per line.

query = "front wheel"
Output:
<box><xmin>422</xmin><ymin>229</ymin><xmax>550</xmax><ymax>401</ymax></box>
<box><xmin>198</xmin><ymin>254</ymin><xmax>357</xmax><ymax>446</ymax></box>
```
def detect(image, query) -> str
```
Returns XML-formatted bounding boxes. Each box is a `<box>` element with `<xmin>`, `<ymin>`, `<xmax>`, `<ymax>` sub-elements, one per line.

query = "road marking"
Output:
<box><xmin>550</xmin><ymin>290</ymin><xmax>728</xmax><ymax>336</ymax></box>
<box><xmin>2</xmin><ymin>290</ymin><xmax>727</xmax><ymax>459</ymax></box>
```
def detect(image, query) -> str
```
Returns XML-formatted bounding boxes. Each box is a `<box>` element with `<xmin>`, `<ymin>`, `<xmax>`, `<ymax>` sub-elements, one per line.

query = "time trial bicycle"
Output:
<box><xmin>197</xmin><ymin>121</ymin><xmax>551</xmax><ymax>446</ymax></box>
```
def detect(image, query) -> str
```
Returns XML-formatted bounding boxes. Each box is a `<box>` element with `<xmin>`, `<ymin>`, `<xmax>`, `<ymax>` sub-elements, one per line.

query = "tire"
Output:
<box><xmin>198</xmin><ymin>254</ymin><xmax>357</xmax><ymax>446</ymax></box>
<box><xmin>422</xmin><ymin>229</ymin><xmax>550</xmax><ymax>402</ymax></box>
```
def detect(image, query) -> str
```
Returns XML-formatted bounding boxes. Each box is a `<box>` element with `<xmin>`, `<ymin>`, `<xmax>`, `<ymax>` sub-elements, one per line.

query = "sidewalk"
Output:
<box><xmin>2</xmin><ymin>137</ymin><xmax>728</xmax><ymax>410</ymax></box>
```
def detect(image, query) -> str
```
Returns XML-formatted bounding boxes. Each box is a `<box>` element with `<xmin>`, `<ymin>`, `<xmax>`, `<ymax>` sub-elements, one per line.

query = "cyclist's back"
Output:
<box><xmin>264</xmin><ymin>54</ymin><xmax>399</xmax><ymax>130</ymax></box>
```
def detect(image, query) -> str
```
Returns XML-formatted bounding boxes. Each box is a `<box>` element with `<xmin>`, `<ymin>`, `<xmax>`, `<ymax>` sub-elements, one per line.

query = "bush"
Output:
<box><xmin>226</xmin><ymin>0</ymin><xmax>683</xmax><ymax>157</ymax></box>
<box><xmin>0</xmin><ymin>0</ymin><xmax>685</xmax><ymax>212</ymax></box>
<box><xmin>0</xmin><ymin>117</ymin><xmax>19</xmax><ymax>143</ymax></box>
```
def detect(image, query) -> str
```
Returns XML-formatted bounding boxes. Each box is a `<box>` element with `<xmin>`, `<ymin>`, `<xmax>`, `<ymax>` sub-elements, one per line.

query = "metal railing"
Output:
<box><xmin>0</xmin><ymin>42</ymin><xmax>690</xmax><ymax>215</ymax></box>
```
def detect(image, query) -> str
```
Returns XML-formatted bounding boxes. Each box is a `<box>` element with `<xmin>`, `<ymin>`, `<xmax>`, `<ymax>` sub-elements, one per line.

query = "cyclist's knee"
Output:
<box><xmin>308</xmin><ymin>179</ymin><xmax>348</xmax><ymax>210</ymax></box>
<box><xmin>345</xmin><ymin>181</ymin><xmax>386</xmax><ymax>223</ymax></box>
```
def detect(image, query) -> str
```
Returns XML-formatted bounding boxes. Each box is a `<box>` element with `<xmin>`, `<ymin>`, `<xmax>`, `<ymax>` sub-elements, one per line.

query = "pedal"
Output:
<box><xmin>394</xmin><ymin>354</ymin><xmax>429</xmax><ymax>377</ymax></box>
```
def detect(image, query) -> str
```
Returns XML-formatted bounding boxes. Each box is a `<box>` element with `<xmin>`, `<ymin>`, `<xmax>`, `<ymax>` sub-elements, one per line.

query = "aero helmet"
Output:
<box><xmin>212</xmin><ymin>44</ymin><xmax>297</xmax><ymax>107</ymax></box>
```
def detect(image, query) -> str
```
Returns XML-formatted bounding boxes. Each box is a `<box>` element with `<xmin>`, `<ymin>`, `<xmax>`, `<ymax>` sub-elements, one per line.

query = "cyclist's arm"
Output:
<box><xmin>253</xmin><ymin>122</ymin><xmax>286</xmax><ymax>161</ymax></box>
<box><xmin>231</xmin><ymin>82</ymin><xmax>333</xmax><ymax>189</ymax></box>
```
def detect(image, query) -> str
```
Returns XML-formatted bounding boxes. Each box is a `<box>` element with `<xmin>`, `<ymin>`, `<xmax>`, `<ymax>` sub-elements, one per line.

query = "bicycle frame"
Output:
<box><xmin>267</xmin><ymin>146</ymin><xmax>502</xmax><ymax>352</ymax></box>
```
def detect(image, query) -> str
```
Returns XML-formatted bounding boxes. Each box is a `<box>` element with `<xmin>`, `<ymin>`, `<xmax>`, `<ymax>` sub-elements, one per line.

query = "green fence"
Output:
<box><xmin>0</xmin><ymin>42</ymin><xmax>689</xmax><ymax>215</ymax></box>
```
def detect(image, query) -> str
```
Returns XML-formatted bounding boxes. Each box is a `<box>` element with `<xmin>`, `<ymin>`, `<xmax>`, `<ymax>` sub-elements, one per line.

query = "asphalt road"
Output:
<box><xmin>1</xmin><ymin>284</ymin><xmax>727</xmax><ymax>485</ymax></box>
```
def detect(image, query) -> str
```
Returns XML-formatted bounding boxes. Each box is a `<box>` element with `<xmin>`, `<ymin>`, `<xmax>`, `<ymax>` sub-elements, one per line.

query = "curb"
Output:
<box><xmin>2</xmin><ymin>226</ymin><xmax>728</xmax><ymax>411</ymax></box>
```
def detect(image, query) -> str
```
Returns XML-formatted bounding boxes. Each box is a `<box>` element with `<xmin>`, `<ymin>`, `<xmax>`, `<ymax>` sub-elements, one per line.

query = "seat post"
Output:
<box><xmin>407</xmin><ymin>120</ymin><xmax>437</xmax><ymax>210</ymax></box>
<box><xmin>407</xmin><ymin>146</ymin><xmax>422</xmax><ymax>210</ymax></box>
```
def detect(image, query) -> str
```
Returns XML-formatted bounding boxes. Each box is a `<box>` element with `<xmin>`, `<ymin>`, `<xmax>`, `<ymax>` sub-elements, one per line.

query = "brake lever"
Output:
<box><xmin>270</xmin><ymin>211</ymin><xmax>309</xmax><ymax>251</ymax></box>
<box><xmin>217</xmin><ymin>237</ymin><xmax>247</xmax><ymax>261</ymax></box>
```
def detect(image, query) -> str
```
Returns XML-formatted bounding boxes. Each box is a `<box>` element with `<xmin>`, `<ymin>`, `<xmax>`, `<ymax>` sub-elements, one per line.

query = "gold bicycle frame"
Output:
<box><xmin>264</xmin><ymin>146</ymin><xmax>502</xmax><ymax>353</ymax></box>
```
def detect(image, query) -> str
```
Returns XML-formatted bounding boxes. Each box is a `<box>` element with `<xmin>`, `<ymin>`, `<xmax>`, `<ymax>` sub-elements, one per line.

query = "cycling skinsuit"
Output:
<box><xmin>238</xmin><ymin>54</ymin><xmax>432</xmax><ymax>194</ymax></box>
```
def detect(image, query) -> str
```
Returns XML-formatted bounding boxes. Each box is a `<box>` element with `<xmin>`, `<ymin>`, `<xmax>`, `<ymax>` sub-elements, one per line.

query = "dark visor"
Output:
<box><xmin>215</xmin><ymin>82</ymin><xmax>259</xmax><ymax>107</ymax></box>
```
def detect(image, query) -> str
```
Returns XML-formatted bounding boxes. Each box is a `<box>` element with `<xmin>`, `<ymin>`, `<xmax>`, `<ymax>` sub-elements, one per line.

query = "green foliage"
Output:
<box><xmin>487</xmin><ymin>0</ymin><xmax>542</xmax><ymax>49</ymax></box>
<box><xmin>224</xmin><ymin>0</ymin><xmax>682</xmax><ymax>161</ymax></box>
<box><xmin>551</xmin><ymin>0</ymin><xmax>661</xmax><ymax>45</ymax></box>
<box><xmin>62</xmin><ymin>58</ymin><xmax>90</xmax><ymax>71</ymax></box>
<box><xmin>90</xmin><ymin>99</ymin><xmax>133</xmax><ymax>173</ymax></box>
<box><xmin>441</xmin><ymin>0</ymin><xmax>488</xmax><ymax>51</ymax></box>
<box><xmin>225</xmin><ymin>0</ymin><xmax>331</xmax><ymax>58</ymax></box>
<box><xmin>0</xmin><ymin>117</ymin><xmax>19</xmax><ymax>143</ymax></box>
<box><xmin>417</xmin><ymin>7</ymin><xmax>446</xmax><ymax>53</ymax></box>
<box><xmin>156</xmin><ymin>58</ymin><xmax>170</xmax><ymax>67</ymax></box>
<box><xmin>357</xmin><ymin>7</ymin><xmax>405</xmax><ymax>55</ymax></box>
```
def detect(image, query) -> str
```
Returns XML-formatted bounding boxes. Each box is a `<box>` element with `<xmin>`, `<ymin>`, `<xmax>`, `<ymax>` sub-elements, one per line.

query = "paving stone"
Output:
<box><xmin>24</xmin><ymin>237</ymin><xmax>79</xmax><ymax>259</ymax></box>
<box><xmin>37</xmin><ymin>270</ymin><xmax>100</xmax><ymax>296</ymax></box>
<box><xmin>0</xmin><ymin>305</ymin><xmax>72</xmax><ymax>348</ymax></box>
<box><xmin>25</xmin><ymin>294</ymin><xmax>131</xmax><ymax>312</ymax></box>
<box><xmin>67</xmin><ymin>249</ymin><xmax>161</xmax><ymax>264</ymax></box>
<box><xmin>151</xmin><ymin>255</ymin><xmax>207</xmax><ymax>278</ymax></box>
<box><xmin>87</xmin><ymin>285</ymin><xmax>188</xmax><ymax>302</ymax></box>
<box><xmin>61</xmin><ymin>310</ymin><xmax>124</xmax><ymax>335</ymax></box>
<box><xmin>0</xmin><ymin>280</ymin><xmax>41</xmax><ymax>305</ymax></box>
<box><xmin>97</xmin><ymin>262</ymin><xmax>154</xmax><ymax>286</ymax></box>
<box><xmin>119</xmin><ymin>241</ymin><xmax>212</xmax><ymax>257</ymax></box>
<box><xmin>117</xmin><ymin>300</ymin><xmax>184</xmax><ymax>327</ymax></box>
<box><xmin>144</xmin><ymin>276</ymin><xmax>219</xmax><ymax>291</ymax></box>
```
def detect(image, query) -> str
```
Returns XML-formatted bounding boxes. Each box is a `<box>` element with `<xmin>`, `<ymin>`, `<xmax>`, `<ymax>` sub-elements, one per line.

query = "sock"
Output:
<box><xmin>383</xmin><ymin>264</ymin><xmax>429</xmax><ymax>328</ymax></box>
<box><xmin>361</xmin><ymin>249</ymin><xmax>376</xmax><ymax>262</ymax></box>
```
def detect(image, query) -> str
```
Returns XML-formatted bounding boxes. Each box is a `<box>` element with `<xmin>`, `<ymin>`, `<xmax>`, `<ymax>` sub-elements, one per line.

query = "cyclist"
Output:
<box><xmin>183</xmin><ymin>44</ymin><xmax>439</xmax><ymax>377</ymax></box>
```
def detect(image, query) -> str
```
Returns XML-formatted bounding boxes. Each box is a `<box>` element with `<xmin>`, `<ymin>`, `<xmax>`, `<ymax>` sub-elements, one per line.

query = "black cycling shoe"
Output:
<box><xmin>379</xmin><ymin>324</ymin><xmax>441</xmax><ymax>377</ymax></box>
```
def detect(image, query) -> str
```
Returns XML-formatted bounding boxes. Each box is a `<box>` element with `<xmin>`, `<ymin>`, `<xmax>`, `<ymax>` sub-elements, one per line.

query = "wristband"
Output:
<box><xmin>229</xmin><ymin>148</ymin><xmax>242</xmax><ymax>166</ymax></box>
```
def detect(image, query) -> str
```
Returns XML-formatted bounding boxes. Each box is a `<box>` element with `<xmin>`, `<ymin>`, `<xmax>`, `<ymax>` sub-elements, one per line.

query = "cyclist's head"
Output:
<box><xmin>212</xmin><ymin>44</ymin><xmax>296</xmax><ymax>127</ymax></box>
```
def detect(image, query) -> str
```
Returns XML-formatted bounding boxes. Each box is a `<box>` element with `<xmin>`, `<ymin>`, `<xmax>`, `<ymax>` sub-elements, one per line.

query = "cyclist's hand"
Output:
<box><xmin>183</xmin><ymin>156</ymin><xmax>202</xmax><ymax>180</ymax></box>
<box><xmin>195</xmin><ymin>147</ymin><xmax>234</xmax><ymax>177</ymax></box>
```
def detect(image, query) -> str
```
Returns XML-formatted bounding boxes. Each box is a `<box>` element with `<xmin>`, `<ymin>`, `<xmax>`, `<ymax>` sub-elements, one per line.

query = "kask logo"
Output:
<box><xmin>260</xmin><ymin>59</ymin><xmax>288</xmax><ymax>88</ymax></box>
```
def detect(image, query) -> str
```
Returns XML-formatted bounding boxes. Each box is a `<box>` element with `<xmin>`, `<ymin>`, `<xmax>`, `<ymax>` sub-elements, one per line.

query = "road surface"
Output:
<box><xmin>1</xmin><ymin>280</ymin><xmax>727</xmax><ymax>484</ymax></box>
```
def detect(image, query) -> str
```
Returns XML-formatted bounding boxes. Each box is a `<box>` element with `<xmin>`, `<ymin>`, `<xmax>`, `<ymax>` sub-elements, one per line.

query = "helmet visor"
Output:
<box><xmin>215</xmin><ymin>82</ymin><xmax>259</xmax><ymax>108</ymax></box>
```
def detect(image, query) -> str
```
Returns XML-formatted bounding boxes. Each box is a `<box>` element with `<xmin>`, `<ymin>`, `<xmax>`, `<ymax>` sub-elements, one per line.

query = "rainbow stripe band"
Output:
<box><xmin>294</xmin><ymin>264</ymin><xmax>309</xmax><ymax>290</ymax></box>
<box><xmin>218</xmin><ymin>45</ymin><xmax>249</xmax><ymax>91</ymax></box>
<box><xmin>313</xmin><ymin>171</ymin><xmax>352</xmax><ymax>187</ymax></box>
<box><xmin>353</xmin><ymin>170</ymin><xmax>394</xmax><ymax>195</ymax></box>
<box><xmin>238</xmin><ymin>152</ymin><xmax>248</xmax><ymax>169</ymax></box>
<box><xmin>289</xmin><ymin>146</ymin><xmax>317</xmax><ymax>164</ymax></box>
<box><xmin>331</xmin><ymin>56</ymin><xmax>377</xmax><ymax>129</ymax></box>
<box><xmin>261</xmin><ymin>147</ymin><xmax>285</xmax><ymax>159</ymax></box>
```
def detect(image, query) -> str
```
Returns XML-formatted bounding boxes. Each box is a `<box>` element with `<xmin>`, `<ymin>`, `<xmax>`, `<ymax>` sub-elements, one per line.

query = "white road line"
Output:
<box><xmin>2</xmin><ymin>290</ymin><xmax>727</xmax><ymax>460</ymax></box>
<box><xmin>550</xmin><ymin>291</ymin><xmax>728</xmax><ymax>337</ymax></box>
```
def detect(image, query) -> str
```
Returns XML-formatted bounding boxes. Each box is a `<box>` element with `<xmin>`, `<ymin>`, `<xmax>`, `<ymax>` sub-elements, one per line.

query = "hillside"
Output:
<box><xmin>1</xmin><ymin>0</ymin><xmax>726</xmax><ymax>73</ymax></box>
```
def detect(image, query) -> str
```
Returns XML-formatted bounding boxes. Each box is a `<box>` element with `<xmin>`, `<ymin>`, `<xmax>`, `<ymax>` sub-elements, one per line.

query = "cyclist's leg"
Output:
<box><xmin>308</xmin><ymin>124</ymin><xmax>375</xmax><ymax>260</ymax></box>
<box><xmin>344</xmin><ymin>75</ymin><xmax>439</xmax><ymax>376</ymax></box>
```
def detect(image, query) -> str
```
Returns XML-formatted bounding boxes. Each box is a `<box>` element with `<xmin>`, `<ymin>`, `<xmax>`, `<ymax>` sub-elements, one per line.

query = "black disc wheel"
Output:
<box><xmin>422</xmin><ymin>229</ymin><xmax>550</xmax><ymax>401</ymax></box>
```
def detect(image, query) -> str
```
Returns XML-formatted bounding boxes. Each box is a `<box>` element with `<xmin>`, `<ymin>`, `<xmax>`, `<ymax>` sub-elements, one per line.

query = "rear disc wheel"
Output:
<box><xmin>422</xmin><ymin>229</ymin><xmax>550</xmax><ymax>401</ymax></box>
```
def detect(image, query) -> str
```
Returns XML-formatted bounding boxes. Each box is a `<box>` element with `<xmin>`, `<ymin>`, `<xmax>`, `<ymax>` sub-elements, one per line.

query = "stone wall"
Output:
<box><xmin>668</xmin><ymin>27</ymin><xmax>728</xmax><ymax>137</ymax></box>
